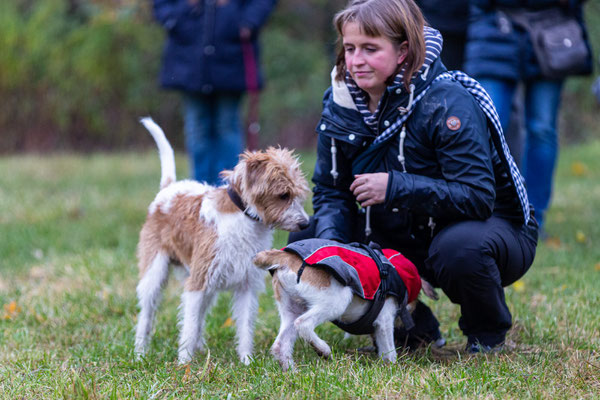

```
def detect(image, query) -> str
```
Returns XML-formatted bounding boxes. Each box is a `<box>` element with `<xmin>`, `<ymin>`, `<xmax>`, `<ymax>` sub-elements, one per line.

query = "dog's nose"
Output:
<box><xmin>298</xmin><ymin>219</ymin><xmax>310</xmax><ymax>231</ymax></box>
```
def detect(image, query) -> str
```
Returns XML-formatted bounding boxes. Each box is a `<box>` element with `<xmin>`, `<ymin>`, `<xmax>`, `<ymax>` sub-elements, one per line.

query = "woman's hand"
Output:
<box><xmin>350</xmin><ymin>173</ymin><xmax>389</xmax><ymax>207</ymax></box>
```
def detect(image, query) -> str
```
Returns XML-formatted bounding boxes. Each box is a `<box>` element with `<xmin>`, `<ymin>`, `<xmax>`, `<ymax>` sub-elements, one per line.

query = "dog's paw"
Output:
<box><xmin>381</xmin><ymin>352</ymin><xmax>397</xmax><ymax>364</ymax></box>
<box><xmin>253</xmin><ymin>249</ymin><xmax>283</xmax><ymax>269</ymax></box>
<box><xmin>178</xmin><ymin>350</ymin><xmax>193</xmax><ymax>365</ymax></box>
<box><xmin>311</xmin><ymin>342</ymin><xmax>331</xmax><ymax>359</ymax></box>
<box><xmin>240</xmin><ymin>353</ymin><xmax>253</xmax><ymax>366</ymax></box>
<box><xmin>278</xmin><ymin>357</ymin><xmax>295</xmax><ymax>372</ymax></box>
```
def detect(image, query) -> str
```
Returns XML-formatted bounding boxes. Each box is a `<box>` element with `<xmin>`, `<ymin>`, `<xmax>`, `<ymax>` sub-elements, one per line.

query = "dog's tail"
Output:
<box><xmin>140</xmin><ymin>117</ymin><xmax>176</xmax><ymax>189</ymax></box>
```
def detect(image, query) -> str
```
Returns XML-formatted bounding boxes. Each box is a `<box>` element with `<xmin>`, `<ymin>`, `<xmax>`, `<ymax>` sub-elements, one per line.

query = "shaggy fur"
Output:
<box><xmin>135</xmin><ymin>117</ymin><xmax>310</xmax><ymax>365</ymax></box>
<box><xmin>254</xmin><ymin>249</ymin><xmax>438</xmax><ymax>371</ymax></box>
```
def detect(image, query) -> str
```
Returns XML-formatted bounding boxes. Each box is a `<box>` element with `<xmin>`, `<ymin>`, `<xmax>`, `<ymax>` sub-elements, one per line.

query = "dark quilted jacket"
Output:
<box><xmin>153</xmin><ymin>0</ymin><xmax>276</xmax><ymax>93</ymax></box>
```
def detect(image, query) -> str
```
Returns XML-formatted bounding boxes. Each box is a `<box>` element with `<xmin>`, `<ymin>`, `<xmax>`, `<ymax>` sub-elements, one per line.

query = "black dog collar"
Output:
<box><xmin>227</xmin><ymin>186</ymin><xmax>261</xmax><ymax>222</ymax></box>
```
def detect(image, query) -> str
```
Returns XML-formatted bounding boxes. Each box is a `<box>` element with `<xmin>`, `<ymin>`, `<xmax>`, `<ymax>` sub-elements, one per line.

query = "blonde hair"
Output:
<box><xmin>333</xmin><ymin>0</ymin><xmax>426</xmax><ymax>90</ymax></box>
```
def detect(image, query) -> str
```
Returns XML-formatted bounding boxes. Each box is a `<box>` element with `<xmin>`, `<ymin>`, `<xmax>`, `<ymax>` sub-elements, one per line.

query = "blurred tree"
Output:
<box><xmin>0</xmin><ymin>0</ymin><xmax>597</xmax><ymax>153</ymax></box>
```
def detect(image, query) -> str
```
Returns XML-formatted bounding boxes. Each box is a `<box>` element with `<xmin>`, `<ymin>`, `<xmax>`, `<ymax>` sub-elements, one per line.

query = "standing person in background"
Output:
<box><xmin>464</xmin><ymin>0</ymin><xmax>593</xmax><ymax>233</ymax></box>
<box><xmin>417</xmin><ymin>0</ymin><xmax>469</xmax><ymax>71</ymax></box>
<box><xmin>152</xmin><ymin>0</ymin><xmax>277</xmax><ymax>184</ymax></box>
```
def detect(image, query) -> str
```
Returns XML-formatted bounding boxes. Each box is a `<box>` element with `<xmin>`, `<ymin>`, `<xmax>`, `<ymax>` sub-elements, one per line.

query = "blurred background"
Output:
<box><xmin>0</xmin><ymin>0</ymin><xmax>598</xmax><ymax>154</ymax></box>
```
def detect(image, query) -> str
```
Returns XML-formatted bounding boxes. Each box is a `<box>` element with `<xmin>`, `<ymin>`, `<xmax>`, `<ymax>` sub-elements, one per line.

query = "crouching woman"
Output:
<box><xmin>291</xmin><ymin>0</ymin><xmax>538</xmax><ymax>353</ymax></box>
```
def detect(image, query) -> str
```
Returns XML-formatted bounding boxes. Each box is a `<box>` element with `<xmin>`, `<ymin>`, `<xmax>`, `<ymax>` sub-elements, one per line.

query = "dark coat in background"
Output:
<box><xmin>153</xmin><ymin>0</ymin><xmax>276</xmax><ymax>94</ymax></box>
<box><xmin>464</xmin><ymin>0</ymin><xmax>592</xmax><ymax>81</ymax></box>
<box><xmin>417</xmin><ymin>0</ymin><xmax>469</xmax><ymax>34</ymax></box>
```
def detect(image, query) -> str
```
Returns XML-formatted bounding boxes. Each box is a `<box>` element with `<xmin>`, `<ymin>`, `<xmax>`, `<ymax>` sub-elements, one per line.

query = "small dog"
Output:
<box><xmin>253</xmin><ymin>241</ymin><xmax>438</xmax><ymax>371</ymax></box>
<box><xmin>135</xmin><ymin>117</ymin><xmax>310</xmax><ymax>365</ymax></box>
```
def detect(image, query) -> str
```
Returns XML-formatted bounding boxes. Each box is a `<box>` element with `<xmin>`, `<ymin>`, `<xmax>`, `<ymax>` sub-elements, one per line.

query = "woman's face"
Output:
<box><xmin>342</xmin><ymin>21</ymin><xmax>407</xmax><ymax>99</ymax></box>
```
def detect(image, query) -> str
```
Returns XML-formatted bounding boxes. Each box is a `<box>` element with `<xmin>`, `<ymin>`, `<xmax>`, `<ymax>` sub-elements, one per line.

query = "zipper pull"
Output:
<box><xmin>428</xmin><ymin>217</ymin><xmax>436</xmax><ymax>238</ymax></box>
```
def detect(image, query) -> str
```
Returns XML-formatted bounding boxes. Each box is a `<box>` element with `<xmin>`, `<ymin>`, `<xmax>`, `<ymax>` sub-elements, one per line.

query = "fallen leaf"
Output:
<box><xmin>594</xmin><ymin>263</ymin><xmax>600</xmax><ymax>271</ymax></box>
<box><xmin>570</xmin><ymin>162</ymin><xmax>588</xmax><ymax>176</ymax></box>
<box><xmin>183</xmin><ymin>365</ymin><xmax>192</xmax><ymax>382</ymax></box>
<box><xmin>2</xmin><ymin>301</ymin><xmax>21</xmax><ymax>320</ymax></box>
<box><xmin>545</xmin><ymin>237</ymin><xmax>562</xmax><ymax>249</ymax></box>
<box><xmin>221</xmin><ymin>317</ymin><xmax>234</xmax><ymax>328</ymax></box>
<box><xmin>575</xmin><ymin>231</ymin><xmax>586</xmax><ymax>243</ymax></box>
<box><xmin>512</xmin><ymin>280</ymin><xmax>525</xmax><ymax>292</ymax></box>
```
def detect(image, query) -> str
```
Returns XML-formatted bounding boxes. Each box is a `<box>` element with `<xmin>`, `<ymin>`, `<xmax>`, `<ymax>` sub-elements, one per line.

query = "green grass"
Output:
<box><xmin>0</xmin><ymin>145</ymin><xmax>599</xmax><ymax>398</ymax></box>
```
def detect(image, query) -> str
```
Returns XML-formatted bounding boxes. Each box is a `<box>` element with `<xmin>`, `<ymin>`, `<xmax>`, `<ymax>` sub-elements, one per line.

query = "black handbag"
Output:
<box><xmin>506</xmin><ymin>7</ymin><xmax>592</xmax><ymax>79</ymax></box>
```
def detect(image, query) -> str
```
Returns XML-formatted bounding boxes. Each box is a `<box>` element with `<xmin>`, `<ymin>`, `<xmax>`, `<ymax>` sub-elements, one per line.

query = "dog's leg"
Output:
<box><xmin>372</xmin><ymin>298</ymin><xmax>398</xmax><ymax>363</ymax></box>
<box><xmin>178</xmin><ymin>289</ymin><xmax>215</xmax><ymax>364</ymax></box>
<box><xmin>294</xmin><ymin>287</ymin><xmax>353</xmax><ymax>359</ymax></box>
<box><xmin>135</xmin><ymin>252</ymin><xmax>170</xmax><ymax>357</ymax></box>
<box><xmin>271</xmin><ymin>291</ymin><xmax>303</xmax><ymax>372</ymax></box>
<box><xmin>231</xmin><ymin>287</ymin><xmax>260</xmax><ymax>365</ymax></box>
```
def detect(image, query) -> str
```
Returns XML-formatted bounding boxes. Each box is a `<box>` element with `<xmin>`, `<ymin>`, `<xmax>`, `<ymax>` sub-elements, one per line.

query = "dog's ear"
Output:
<box><xmin>421</xmin><ymin>279</ymin><xmax>439</xmax><ymax>300</ymax></box>
<box><xmin>242</xmin><ymin>151</ymin><xmax>270</xmax><ymax>188</ymax></box>
<box><xmin>219</xmin><ymin>169</ymin><xmax>233</xmax><ymax>182</ymax></box>
<box><xmin>253</xmin><ymin>249</ymin><xmax>285</xmax><ymax>268</ymax></box>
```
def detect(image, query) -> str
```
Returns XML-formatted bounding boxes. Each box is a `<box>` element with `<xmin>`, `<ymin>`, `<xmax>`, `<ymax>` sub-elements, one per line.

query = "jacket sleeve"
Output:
<box><xmin>385</xmin><ymin>88</ymin><xmax>496</xmax><ymax>220</ymax></box>
<box><xmin>312</xmin><ymin>133</ymin><xmax>359</xmax><ymax>243</ymax></box>
<box><xmin>241</xmin><ymin>0</ymin><xmax>277</xmax><ymax>32</ymax></box>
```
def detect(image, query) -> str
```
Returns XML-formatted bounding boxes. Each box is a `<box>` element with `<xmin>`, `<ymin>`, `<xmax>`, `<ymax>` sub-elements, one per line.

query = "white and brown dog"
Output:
<box><xmin>253</xmin><ymin>240</ymin><xmax>438</xmax><ymax>371</ymax></box>
<box><xmin>135</xmin><ymin>117</ymin><xmax>310</xmax><ymax>365</ymax></box>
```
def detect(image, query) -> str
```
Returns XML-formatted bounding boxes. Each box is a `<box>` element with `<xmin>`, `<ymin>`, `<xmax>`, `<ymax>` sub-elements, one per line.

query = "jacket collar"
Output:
<box><xmin>331</xmin><ymin>27</ymin><xmax>445</xmax><ymax>112</ymax></box>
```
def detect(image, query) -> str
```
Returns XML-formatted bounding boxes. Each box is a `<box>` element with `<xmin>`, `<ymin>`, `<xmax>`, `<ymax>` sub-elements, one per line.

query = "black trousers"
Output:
<box><xmin>289</xmin><ymin>215</ymin><xmax>538</xmax><ymax>346</ymax></box>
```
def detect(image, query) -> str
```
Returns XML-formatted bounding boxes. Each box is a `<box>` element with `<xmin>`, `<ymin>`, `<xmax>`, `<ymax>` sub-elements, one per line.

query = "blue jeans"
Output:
<box><xmin>478</xmin><ymin>78</ymin><xmax>563</xmax><ymax>229</ymax></box>
<box><xmin>182</xmin><ymin>92</ymin><xmax>243</xmax><ymax>185</ymax></box>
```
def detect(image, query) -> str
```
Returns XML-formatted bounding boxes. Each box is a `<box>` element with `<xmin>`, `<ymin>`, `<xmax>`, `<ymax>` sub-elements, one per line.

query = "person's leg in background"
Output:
<box><xmin>522</xmin><ymin>79</ymin><xmax>563</xmax><ymax>231</ymax></box>
<box><xmin>214</xmin><ymin>93</ymin><xmax>244</xmax><ymax>181</ymax></box>
<box><xmin>505</xmin><ymin>84</ymin><xmax>526</xmax><ymax>169</ymax></box>
<box><xmin>182</xmin><ymin>92</ymin><xmax>217</xmax><ymax>184</ymax></box>
<box><xmin>477</xmin><ymin>78</ymin><xmax>518</xmax><ymax>133</ymax></box>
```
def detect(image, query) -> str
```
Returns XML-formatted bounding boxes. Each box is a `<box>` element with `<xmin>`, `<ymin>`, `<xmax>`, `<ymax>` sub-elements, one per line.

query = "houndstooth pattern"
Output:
<box><xmin>448</xmin><ymin>71</ymin><xmax>531</xmax><ymax>224</ymax></box>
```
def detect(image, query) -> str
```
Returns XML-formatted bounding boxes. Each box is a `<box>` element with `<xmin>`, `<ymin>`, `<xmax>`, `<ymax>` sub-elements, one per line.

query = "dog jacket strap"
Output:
<box><xmin>296</xmin><ymin>260</ymin><xmax>309</xmax><ymax>284</ymax></box>
<box><xmin>397</xmin><ymin>292</ymin><xmax>415</xmax><ymax>331</ymax></box>
<box><xmin>331</xmin><ymin>243</ymin><xmax>389</xmax><ymax>335</ymax></box>
<box><xmin>332</xmin><ymin>290</ymin><xmax>386</xmax><ymax>335</ymax></box>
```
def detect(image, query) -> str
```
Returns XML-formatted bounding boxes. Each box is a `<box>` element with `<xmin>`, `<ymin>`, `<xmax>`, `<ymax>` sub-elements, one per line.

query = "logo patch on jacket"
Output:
<box><xmin>446</xmin><ymin>116</ymin><xmax>461</xmax><ymax>131</ymax></box>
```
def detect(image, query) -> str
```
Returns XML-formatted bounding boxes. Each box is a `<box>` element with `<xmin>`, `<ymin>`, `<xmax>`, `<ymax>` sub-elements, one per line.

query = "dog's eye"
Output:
<box><xmin>279</xmin><ymin>193</ymin><xmax>290</xmax><ymax>201</ymax></box>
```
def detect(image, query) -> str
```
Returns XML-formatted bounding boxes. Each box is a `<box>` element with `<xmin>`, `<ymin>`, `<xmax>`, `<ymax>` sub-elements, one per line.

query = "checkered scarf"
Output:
<box><xmin>345</xmin><ymin>27</ymin><xmax>531</xmax><ymax>224</ymax></box>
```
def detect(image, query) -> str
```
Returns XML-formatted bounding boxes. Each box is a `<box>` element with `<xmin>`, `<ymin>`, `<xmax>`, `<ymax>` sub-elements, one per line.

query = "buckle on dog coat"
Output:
<box><xmin>284</xmin><ymin>239</ymin><xmax>420</xmax><ymax>335</ymax></box>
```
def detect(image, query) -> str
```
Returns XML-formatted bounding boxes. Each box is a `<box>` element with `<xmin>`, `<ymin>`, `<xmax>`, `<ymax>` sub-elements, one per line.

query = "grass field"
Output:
<box><xmin>0</xmin><ymin>142</ymin><xmax>599</xmax><ymax>398</ymax></box>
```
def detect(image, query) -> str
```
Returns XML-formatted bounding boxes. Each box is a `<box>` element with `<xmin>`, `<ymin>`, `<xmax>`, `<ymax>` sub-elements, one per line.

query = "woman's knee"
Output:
<box><xmin>426</xmin><ymin>222</ymin><xmax>492</xmax><ymax>282</ymax></box>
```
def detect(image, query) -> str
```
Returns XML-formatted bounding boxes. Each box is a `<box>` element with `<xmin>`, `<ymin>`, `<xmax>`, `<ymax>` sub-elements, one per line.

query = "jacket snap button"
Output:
<box><xmin>392</xmin><ymin>208</ymin><xmax>399</xmax><ymax>212</ymax></box>
<box><xmin>204</xmin><ymin>45</ymin><xmax>215</xmax><ymax>55</ymax></box>
<box><xmin>395</xmin><ymin>88</ymin><xmax>401</xmax><ymax>94</ymax></box>
<box><xmin>320</xmin><ymin>123</ymin><xmax>326</xmax><ymax>131</ymax></box>
<box><xmin>384</xmin><ymin>120</ymin><xmax>390</xmax><ymax>127</ymax></box>
<box><xmin>349</xmin><ymin>134</ymin><xmax>355</xmax><ymax>140</ymax></box>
